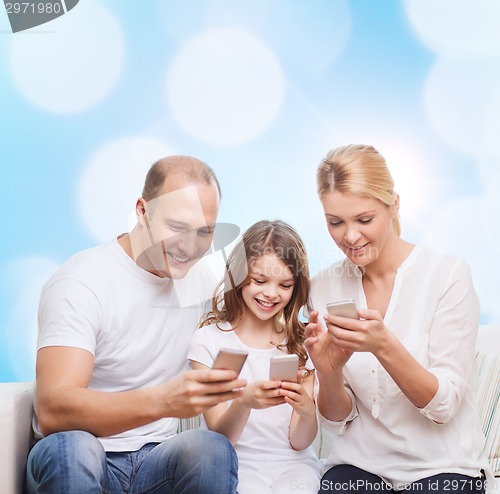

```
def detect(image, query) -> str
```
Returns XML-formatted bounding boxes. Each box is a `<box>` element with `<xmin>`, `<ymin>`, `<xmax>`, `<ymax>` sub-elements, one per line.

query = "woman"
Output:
<box><xmin>305</xmin><ymin>144</ymin><xmax>493</xmax><ymax>493</ymax></box>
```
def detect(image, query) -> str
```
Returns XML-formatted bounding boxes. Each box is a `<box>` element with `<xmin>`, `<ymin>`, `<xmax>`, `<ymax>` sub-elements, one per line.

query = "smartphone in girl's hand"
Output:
<box><xmin>269</xmin><ymin>354</ymin><xmax>299</xmax><ymax>382</ymax></box>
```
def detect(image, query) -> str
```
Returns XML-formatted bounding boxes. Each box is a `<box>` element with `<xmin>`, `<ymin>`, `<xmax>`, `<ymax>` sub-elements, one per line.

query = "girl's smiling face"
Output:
<box><xmin>241</xmin><ymin>252</ymin><xmax>295</xmax><ymax>323</ymax></box>
<box><xmin>321</xmin><ymin>190</ymin><xmax>398</xmax><ymax>267</ymax></box>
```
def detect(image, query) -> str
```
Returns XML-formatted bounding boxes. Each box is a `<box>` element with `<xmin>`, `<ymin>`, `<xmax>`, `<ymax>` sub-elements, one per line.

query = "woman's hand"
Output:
<box><xmin>325</xmin><ymin>308</ymin><xmax>394</xmax><ymax>357</ymax></box>
<box><xmin>304</xmin><ymin>311</ymin><xmax>352</xmax><ymax>374</ymax></box>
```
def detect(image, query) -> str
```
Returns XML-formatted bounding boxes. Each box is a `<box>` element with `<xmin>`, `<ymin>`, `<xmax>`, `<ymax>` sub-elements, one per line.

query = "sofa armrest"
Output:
<box><xmin>0</xmin><ymin>382</ymin><xmax>34</xmax><ymax>494</ymax></box>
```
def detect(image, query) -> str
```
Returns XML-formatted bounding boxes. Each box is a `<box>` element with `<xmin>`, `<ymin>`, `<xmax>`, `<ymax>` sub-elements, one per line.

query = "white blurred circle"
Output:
<box><xmin>264</xmin><ymin>0</ymin><xmax>351</xmax><ymax>75</ymax></box>
<box><xmin>484</xmin><ymin>87</ymin><xmax>500</xmax><ymax>161</ymax></box>
<box><xmin>9</xmin><ymin>0</ymin><xmax>125</xmax><ymax>114</ymax></box>
<box><xmin>78</xmin><ymin>136</ymin><xmax>173</xmax><ymax>242</ymax></box>
<box><xmin>423</xmin><ymin>196</ymin><xmax>491</xmax><ymax>260</ymax></box>
<box><xmin>5</xmin><ymin>257</ymin><xmax>59</xmax><ymax>381</ymax></box>
<box><xmin>482</xmin><ymin>170</ymin><xmax>500</xmax><ymax>251</ymax></box>
<box><xmin>469</xmin><ymin>256</ymin><xmax>500</xmax><ymax>324</ymax></box>
<box><xmin>166</xmin><ymin>28</ymin><xmax>285</xmax><ymax>146</ymax></box>
<box><xmin>422</xmin><ymin>193</ymin><xmax>500</xmax><ymax>323</ymax></box>
<box><xmin>155</xmin><ymin>0</ymin><xmax>208</xmax><ymax>43</ymax></box>
<box><xmin>404</xmin><ymin>0</ymin><xmax>500</xmax><ymax>55</ymax></box>
<box><xmin>475</xmin><ymin>146</ymin><xmax>500</xmax><ymax>187</ymax></box>
<box><xmin>377</xmin><ymin>141</ymin><xmax>436</xmax><ymax>224</ymax></box>
<box><xmin>339</xmin><ymin>137</ymin><xmax>438</xmax><ymax>225</ymax></box>
<box><xmin>423</xmin><ymin>58</ymin><xmax>500</xmax><ymax>153</ymax></box>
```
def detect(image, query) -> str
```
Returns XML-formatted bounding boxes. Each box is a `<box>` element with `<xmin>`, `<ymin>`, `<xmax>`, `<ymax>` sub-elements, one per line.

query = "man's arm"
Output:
<box><xmin>36</xmin><ymin>346</ymin><xmax>246</xmax><ymax>437</ymax></box>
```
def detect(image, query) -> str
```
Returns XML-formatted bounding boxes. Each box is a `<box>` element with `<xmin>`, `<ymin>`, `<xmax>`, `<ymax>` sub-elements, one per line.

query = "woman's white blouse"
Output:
<box><xmin>310</xmin><ymin>244</ymin><xmax>492</xmax><ymax>488</ymax></box>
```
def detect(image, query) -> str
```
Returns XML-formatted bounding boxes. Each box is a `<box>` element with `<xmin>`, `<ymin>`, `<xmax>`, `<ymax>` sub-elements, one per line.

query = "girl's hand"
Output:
<box><xmin>304</xmin><ymin>311</ymin><xmax>352</xmax><ymax>374</ymax></box>
<box><xmin>238</xmin><ymin>380</ymin><xmax>285</xmax><ymax>409</ymax></box>
<box><xmin>325</xmin><ymin>308</ymin><xmax>393</xmax><ymax>356</ymax></box>
<box><xmin>279</xmin><ymin>374</ymin><xmax>316</xmax><ymax>418</ymax></box>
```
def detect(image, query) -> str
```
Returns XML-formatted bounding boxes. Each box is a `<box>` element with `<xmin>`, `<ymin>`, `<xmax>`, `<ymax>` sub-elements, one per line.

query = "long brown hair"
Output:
<box><xmin>201</xmin><ymin>220</ymin><xmax>311</xmax><ymax>373</ymax></box>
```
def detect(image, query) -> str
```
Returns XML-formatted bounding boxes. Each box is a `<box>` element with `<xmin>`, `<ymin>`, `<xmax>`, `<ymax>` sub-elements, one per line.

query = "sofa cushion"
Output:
<box><xmin>0</xmin><ymin>382</ymin><xmax>34</xmax><ymax>494</ymax></box>
<box><xmin>475</xmin><ymin>351</ymin><xmax>500</xmax><ymax>476</ymax></box>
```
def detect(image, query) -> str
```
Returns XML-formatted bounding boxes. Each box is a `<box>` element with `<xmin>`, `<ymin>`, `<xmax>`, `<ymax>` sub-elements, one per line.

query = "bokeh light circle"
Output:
<box><xmin>78</xmin><ymin>136</ymin><xmax>172</xmax><ymax>242</ymax></box>
<box><xmin>9</xmin><ymin>0</ymin><xmax>125</xmax><ymax>114</ymax></box>
<box><xmin>166</xmin><ymin>28</ymin><xmax>285</xmax><ymax>146</ymax></box>
<box><xmin>5</xmin><ymin>257</ymin><xmax>59</xmax><ymax>381</ymax></box>
<box><xmin>404</xmin><ymin>0</ymin><xmax>500</xmax><ymax>55</ymax></box>
<box><xmin>423</xmin><ymin>58</ymin><xmax>500</xmax><ymax>153</ymax></box>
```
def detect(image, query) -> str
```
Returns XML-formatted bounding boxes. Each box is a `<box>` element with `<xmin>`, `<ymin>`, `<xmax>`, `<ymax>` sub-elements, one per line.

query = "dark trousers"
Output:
<box><xmin>319</xmin><ymin>464</ymin><xmax>486</xmax><ymax>494</ymax></box>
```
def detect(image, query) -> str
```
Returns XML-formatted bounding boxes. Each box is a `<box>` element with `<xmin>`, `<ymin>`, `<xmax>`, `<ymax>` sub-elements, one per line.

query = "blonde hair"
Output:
<box><xmin>316</xmin><ymin>144</ymin><xmax>401</xmax><ymax>236</ymax></box>
<box><xmin>201</xmin><ymin>220</ymin><xmax>312</xmax><ymax>375</ymax></box>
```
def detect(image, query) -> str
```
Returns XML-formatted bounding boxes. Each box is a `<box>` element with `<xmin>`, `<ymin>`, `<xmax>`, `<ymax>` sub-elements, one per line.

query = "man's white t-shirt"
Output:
<box><xmin>34</xmin><ymin>238</ymin><xmax>207</xmax><ymax>452</ymax></box>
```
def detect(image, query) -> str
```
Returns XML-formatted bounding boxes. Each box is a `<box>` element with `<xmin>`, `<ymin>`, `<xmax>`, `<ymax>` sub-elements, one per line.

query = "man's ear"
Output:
<box><xmin>136</xmin><ymin>198</ymin><xmax>148</xmax><ymax>225</ymax></box>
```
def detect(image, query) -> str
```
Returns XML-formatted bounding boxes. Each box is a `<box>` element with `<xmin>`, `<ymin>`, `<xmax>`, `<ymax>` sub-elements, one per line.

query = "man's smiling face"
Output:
<box><xmin>135</xmin><ymin>174</ymin><xmax>219</xmax><ymax>279</ymax></box>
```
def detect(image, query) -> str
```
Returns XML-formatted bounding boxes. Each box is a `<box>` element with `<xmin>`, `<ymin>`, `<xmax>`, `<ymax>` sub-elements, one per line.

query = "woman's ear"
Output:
<box><xmin>391</xmin><ymin>193</ymin><xmax>400</xmax><ymax>217</ymax></box>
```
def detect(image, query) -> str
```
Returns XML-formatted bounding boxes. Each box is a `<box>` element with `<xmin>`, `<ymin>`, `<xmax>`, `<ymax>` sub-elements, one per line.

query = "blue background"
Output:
<box><xmin>1</xmin><ymin>0</ymin><xmax>500</xmax><ymax>382</ymax></box>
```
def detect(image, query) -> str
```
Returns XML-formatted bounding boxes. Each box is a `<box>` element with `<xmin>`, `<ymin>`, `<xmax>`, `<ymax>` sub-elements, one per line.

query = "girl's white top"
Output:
<box><xmin>188</xmin><ymin>322</ymin><xmax>320</xmax><ymax>473</ymax></box>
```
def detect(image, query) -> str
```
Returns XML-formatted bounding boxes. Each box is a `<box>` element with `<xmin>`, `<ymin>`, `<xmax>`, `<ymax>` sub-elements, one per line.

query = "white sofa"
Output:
<box><xmin>1</xmin><ymin>325</ymin><xmax>498</xmax><ymax>494</ymax></box>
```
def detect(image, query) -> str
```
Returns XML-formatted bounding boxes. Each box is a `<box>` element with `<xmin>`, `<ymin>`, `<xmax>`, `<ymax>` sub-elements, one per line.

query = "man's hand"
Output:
<box><xmin>35</xmin><ymin>347</ymin><xmax>247</xmax><ymax>437</ymax></box>
<box><xmin>158</xmin><ymin>369</ymin><xmax>247</xmax><ymax>418</ymax></box>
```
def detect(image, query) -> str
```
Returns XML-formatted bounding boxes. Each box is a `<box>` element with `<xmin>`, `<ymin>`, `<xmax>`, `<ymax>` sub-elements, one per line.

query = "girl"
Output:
<box><xmin>188</xmin><ymin>220</ymin><xmax>321</xmax><ymax>494</ymax></box>
<box><xmin>305</xmin><ymin>144</ymin><xmax>492</xmax><ymax>493</ymax></box>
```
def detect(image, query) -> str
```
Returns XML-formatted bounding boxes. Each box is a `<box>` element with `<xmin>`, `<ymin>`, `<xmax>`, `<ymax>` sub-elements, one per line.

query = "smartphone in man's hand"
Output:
<box><xmin>212</xmin><ymin>348</ymin><xmax>248</xmax><ymax>376</ymax></box>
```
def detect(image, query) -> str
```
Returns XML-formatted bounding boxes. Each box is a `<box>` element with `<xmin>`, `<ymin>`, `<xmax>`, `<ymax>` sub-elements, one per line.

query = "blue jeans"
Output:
<box><xmin>25</xmin><ymin>429</ymin><xmax>238</xmax><ymax>494</ymax></box>
<box><xmin>319</xmin><ymin>465</ymin><xmax>486</xmax><ymax>494</ymax></box>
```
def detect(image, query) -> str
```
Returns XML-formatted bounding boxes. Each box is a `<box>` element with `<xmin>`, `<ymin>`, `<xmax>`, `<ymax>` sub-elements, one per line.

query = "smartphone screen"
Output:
<box><xmin>212</xmin><ymin>348</ymin><xmax>248</xmax><ymax>376</ymax></box>
<box><xmin>269</xmin><ymin>354</ymin><xmax>299</xmax><ymax>382</ymax></box>
<box><xmin>326</xmin><ymin>299</ymin><xmax>358</xmax><ymax>319</ymax></box>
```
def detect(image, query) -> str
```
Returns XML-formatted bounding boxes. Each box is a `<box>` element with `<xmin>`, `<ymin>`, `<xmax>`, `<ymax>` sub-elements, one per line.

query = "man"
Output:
<box><xmin>25</xmin><ymin>156</ymin><xmax>246</xmax><ymax>493</ymax></box>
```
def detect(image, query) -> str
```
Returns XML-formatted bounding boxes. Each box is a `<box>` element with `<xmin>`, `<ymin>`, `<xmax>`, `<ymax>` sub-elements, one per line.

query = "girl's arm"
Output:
<box><xmin>190</xmin><ymin>360</ymin><xmax>284</xmax><ymax>445</ymax></box>
<box><xmin>280</xmin><ymin>372</ymin><xmax>318</xmax><ymax>451</ymax></box>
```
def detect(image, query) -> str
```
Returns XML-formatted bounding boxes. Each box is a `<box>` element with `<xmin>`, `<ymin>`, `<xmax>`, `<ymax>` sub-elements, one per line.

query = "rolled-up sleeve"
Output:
<box><xmin>418</xmin><ymin>260</ymin><xmax>479</xmax><ymax>424</ymax></box>
<box><xmin>317</xmin><ymin>386</ymin><xmax>359</xmax><ymax>435</ymax></box>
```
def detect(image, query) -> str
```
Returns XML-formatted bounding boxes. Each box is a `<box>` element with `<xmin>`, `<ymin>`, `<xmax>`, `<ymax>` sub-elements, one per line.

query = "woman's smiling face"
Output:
<box><xmin>321</xmin><ymin>190</ymin><xmax>397</xmax><ymax>267</ymax></box>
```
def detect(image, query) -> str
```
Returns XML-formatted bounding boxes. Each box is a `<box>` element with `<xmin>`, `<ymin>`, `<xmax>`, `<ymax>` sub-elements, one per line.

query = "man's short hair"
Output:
<box><xmin>142</xmin><ymin>156</ymin><xmax>221</xmax><ymax>201</ymax></box>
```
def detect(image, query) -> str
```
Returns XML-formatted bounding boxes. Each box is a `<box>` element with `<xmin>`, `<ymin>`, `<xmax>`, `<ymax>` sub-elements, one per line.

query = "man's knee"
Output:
<box><xmin>179</xmin><ymin>429</ymin><xmax>236</xmax><ymax>460</ymax></box>
<box><xmin>169</xmin><ymin>430</ymin><xmax>238</xmax><ymax>493</ymax></box>
<box><xmin>26</xmin><ymin>431</ymin><xmax>106</xmax><ymax>491</ymax></box>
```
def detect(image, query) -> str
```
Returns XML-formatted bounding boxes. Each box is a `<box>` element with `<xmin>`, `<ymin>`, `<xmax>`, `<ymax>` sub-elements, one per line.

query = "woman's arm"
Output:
<box><xmin>327</xmin><ymin>312</ymin><xmax>439</xmax><ymax>409</ymax></box>
<box><xmin>372</xmin><ymin>325</ymin><xmax>439</xmax><ymax>409</ymax></box>
<box><xmin>326</xmin><ymin>260</ymin><xmax>479</xmax><ymax>422</ymax></box>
